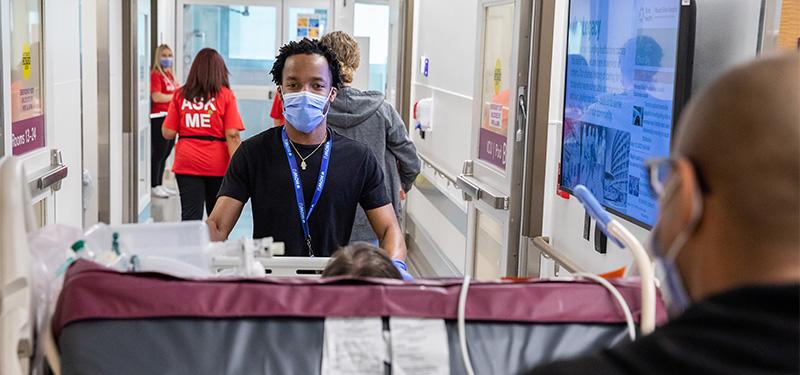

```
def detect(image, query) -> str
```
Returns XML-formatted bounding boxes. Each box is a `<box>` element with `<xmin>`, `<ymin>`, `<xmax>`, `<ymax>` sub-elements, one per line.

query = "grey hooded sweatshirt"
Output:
<box><xmin>327</xmin><ymin>86</ymin><xmax>420</xmax><ymax>242</ymax></box>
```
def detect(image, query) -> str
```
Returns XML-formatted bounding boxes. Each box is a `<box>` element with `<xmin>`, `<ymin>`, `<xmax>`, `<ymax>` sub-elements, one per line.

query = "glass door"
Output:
<box><xmin>177</xmin><ymin>0</ymin><xmax>282</xmax><ymax>140</ymax></box>
<box><xmin>458</xmin><ymin>0</ymin><xmax>533</xmax><ymax>279</ymax></box>
<box><xmin>8</xmin><ymin>0</ymin><xmax>45</xmax><ymax>157</ymax></box>
<box><xmin>3</xmin><ymin>0</ymin><xmax>59</xmax><ymax>226</ymax></box>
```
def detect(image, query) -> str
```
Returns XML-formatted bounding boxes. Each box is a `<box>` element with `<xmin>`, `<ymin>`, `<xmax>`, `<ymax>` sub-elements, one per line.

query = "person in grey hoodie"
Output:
<box><xmin>321</xmin><ymin>31</ymin><xmax>420</xmax><ymax>243</ymax></box>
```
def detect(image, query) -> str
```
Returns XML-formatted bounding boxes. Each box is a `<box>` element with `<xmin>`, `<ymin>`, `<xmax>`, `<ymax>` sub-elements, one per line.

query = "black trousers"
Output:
<box><xmin>151</xmin><ymin>116</ymin><xmax>175</xmax><ymax>187</ymax></box>
<box><xmin>175</xmin><ymin>174</ymin><xmax>224</xmax><ymax>221</ymax></box>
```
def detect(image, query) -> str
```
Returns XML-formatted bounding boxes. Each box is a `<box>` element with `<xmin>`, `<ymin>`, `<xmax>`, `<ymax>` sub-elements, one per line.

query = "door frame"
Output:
<box><xmin>517</xmin><ymin>0</ymin><xmax>556</xmax><ymax>276</ymax></box>
<box><xmin>122</xmin><ymin>0</ymin><xmax>152</xmax><ymax>223</ymax></box>
<box><xmin>0</xmin><ymin>0</ymin><xmax>4</xmax><ymax>159</ymax></box>
<box><xmin>461</xmin><ymin>0</ymin><xmax>534</xmax><ymax>277</ymax></box>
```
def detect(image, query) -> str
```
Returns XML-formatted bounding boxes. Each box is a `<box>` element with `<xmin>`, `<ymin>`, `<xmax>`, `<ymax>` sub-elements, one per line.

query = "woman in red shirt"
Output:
<box><xmin>162</xmin><ymin>48</ymin><xmax>245</xmax><ymax>221</ymax></box>
<box><xmin>150</xmin><ymin>44</ymin><xmax>180</xmax><ymax>198</ymax></box>
<box><xmin>270</xmin><ymin>94</ymin><xmax>285</xmax><ymax>126</ymax></box>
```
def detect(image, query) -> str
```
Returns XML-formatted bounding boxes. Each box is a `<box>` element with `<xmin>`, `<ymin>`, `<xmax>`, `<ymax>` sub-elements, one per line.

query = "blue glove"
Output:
<box><xmin>392</xmin><ymin>259</ymin><xmax>414</xmax><ymax>281</ymax></box>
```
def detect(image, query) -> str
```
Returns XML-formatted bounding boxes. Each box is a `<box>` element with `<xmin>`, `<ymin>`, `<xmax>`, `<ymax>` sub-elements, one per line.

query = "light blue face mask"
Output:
<box><xmin>281</xmin><ymin>90</ymin><xmax>332</xmax><ymax>133</ymax></box>
<box><xmin>649</xmin><ymin>181</ymin><xmax>703</xmax><ymax>317</ymax></box>
<box><xmin>160</xmin><ymin>58</ymin><xmax>173</xmax><ymax>69</ymax></box>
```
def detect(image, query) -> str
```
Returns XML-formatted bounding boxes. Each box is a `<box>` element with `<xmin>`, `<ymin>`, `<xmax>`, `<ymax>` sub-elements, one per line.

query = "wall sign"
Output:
<box><xmin>297</xmin><ymin>13</ymin><xmax>322</xmax><ymax>39</ymax></box>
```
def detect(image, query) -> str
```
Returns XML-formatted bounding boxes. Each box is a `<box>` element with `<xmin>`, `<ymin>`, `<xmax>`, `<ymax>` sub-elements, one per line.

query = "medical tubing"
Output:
<box><xmin>608</xmin><ymin>221</ymin><xmax>656</xmax><ymax>335</ymax></box>
<box><xmin>573</xmin><ymin>272</ymin><xmax>636</xmax><ymax>341</ymax></box>
<box><xmin>457</xmin><ymin>275</ymin><xmax>476</xmax><ymax>375</ymax></box>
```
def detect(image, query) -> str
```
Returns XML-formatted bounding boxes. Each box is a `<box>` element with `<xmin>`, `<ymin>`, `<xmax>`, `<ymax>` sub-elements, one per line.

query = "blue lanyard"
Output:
<box><xmin>281</xmin><ymin>127</ymin><xmax>332</xmax><ymax>257</ymax></box>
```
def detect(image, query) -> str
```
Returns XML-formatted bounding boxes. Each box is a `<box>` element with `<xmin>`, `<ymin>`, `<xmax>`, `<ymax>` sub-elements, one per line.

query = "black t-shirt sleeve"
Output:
<box><xmin>218</xmin><ymin>144</ymin><xmax>251</xmax><ymax>203</ymax></box>
<box><xmin>359</xmin><ymin>148</ymin><xmax>390</xmax><ymax>210</ymax></box>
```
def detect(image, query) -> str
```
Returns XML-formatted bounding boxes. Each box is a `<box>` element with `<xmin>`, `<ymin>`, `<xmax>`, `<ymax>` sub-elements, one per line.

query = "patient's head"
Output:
<box><xmin>323</xmin><ymin>242</ymin><xmax>403</xmax><ymax>279</ymax></box>
<box><xmin>653</xmin><ymin>53</ymin><xmax>800</xmax><ymax>301</ymax></box>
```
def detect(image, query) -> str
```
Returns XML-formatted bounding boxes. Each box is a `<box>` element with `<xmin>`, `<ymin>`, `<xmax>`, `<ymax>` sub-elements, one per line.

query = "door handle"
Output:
<box><xmin>456</xmin><ymin>174</ymin><xmax>480</xmax><ymax>201</ymax></box>
<box><xmin>28</xmin><ymin>149</ymin><xmax>69</xmax><ymax>196</ymax></box>
<box><xmin>456</xmin><ymin>174</ymin><xmax>510</xmax><ymax>210</ymax></box>
<box><xmin>515</xmin><ymin>86</ymin><xmax>527</xmax><ymax>142</ymax></box>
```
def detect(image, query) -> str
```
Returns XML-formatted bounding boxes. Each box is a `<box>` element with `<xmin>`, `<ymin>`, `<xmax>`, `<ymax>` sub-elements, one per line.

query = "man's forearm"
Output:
<box><xmin>379</xmin><ymin>225</ymin><xmax>407</xmax><ymax>260</ymax></box>
<box><xmin>206</xmin><ymin>218</ymin><xmax>228</xmax><ymax>242</ymax></box>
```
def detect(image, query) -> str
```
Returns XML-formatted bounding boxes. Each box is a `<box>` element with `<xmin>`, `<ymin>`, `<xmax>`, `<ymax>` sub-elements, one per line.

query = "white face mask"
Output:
<box><xmin>649</xmin><ymin>179</ymin><xmax>704</xmax><ymax>317</ymax></box>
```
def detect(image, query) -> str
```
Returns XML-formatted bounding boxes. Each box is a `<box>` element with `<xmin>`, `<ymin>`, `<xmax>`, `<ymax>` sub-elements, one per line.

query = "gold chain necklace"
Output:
<box><xmin>288</xmin><ymin>130</ymin><xmax>329</xmax><ymax>170</ymax></box>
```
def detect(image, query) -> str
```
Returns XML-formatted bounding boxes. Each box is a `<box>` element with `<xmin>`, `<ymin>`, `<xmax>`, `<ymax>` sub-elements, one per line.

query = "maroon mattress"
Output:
<box><xmin>53</xmin><ymin>259</ymin><xmax>666</xmax><ymax>338</ymax></box>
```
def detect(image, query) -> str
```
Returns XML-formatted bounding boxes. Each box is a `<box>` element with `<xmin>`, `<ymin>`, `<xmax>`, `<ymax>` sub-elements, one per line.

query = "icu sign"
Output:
<box><xmin>478</xmin><ymin>128</ymin><xmax>507</xmax><ymax>170</ymax></box>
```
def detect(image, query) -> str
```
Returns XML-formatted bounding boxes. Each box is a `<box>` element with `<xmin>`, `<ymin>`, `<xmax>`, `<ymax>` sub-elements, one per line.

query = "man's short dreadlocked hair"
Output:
<box><xmin>269</xmin><ymin>38</ymin><xmax>343</xmax><ymax>89</ymax></box>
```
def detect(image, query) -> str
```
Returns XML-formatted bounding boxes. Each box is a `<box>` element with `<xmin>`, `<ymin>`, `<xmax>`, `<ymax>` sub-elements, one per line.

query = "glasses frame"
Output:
<box><xmin>646</xmin><ymin>156</ymin><xmax>711</xmax><ymax>199</ymax></box>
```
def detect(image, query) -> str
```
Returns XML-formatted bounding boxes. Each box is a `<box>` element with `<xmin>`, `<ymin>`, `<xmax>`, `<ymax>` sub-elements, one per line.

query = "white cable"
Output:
<box><xmin>457</xmin><ymin>275</ymin><xmax>476</xmax><ymax>375</ymax></box>
<box><xmin>573</xmin><ymin>272</ymin><xmax>637</xmax><ymax>341</ymax></box>
<box><xmin>608</xmin><ymin>221</ymin><xmax>657</xmax><ymax>335</ymax></box>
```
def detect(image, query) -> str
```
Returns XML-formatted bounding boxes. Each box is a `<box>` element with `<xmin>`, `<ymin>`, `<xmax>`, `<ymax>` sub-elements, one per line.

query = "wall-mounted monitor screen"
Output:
<box><xmin>559</xmin><ymin>0</ymin><xmax>693</xmax><ymax>228</ymax></box>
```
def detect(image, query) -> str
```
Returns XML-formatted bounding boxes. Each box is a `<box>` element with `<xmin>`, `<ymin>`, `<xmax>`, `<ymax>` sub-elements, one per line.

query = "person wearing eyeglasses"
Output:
<box><xmin>528</xmin><ymin>54</ymin><xmax>799</xmax><ymax>374</ymax></box>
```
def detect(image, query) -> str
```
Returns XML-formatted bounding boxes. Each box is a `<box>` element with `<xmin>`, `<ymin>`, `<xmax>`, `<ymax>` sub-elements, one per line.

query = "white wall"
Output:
<box><xmin>406</xmin><ymin>0</ymin><xmax>478</xmax><ymax>275</ymax></box>
<box><xmin>157</xmin><ymin>0</ymin><xmax>176</xmax><ymax>50</ymax></box>
<box><xmin>45</xmin><ymin>0</ymin><xmax>84</xmax><ymax>226</ymax></box>
<box><xmin>410</xmin><ymin>0</ymin><xmax>476</xmax><ymax>174</ymax></box>
<box><xmin>334</xmin><ymin>0</ymin><xmax>354</xmax><ymax>35</ymax></box>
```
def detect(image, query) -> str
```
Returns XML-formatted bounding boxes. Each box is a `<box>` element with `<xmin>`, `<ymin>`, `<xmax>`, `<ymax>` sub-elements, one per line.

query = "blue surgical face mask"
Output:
<box><xmin>160</xmin><ymin>57</ymin><xmax>173</xmax><ymax>69</ymax></box>
<box><xmin>281</xmin><ymin>90</ymin><xmax>332</xmax><ymax>133</ymax></box>
<box><xmin>649</xmin><ymin>180</ymin><xmax>703</xmax><ymax>317</ymax></box>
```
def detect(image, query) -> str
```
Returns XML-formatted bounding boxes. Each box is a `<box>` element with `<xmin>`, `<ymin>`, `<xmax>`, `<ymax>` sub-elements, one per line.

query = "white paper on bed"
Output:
<box><xmin>390</xmin><ymin>317</ymin><xmax>450</xmax><ymax>375</ymax></box>
<box><xmin>321</xmin><ymin>317</ymin><xmax>387</xmax><ymax>375</ymax></box>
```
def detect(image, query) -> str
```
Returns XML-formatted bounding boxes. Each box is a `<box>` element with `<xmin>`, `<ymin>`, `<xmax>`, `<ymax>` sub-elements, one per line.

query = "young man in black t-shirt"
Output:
<box><xmin>207</xmin><ymin>39</ymin><xmax>408</xmax><ymax>272</ymax></box>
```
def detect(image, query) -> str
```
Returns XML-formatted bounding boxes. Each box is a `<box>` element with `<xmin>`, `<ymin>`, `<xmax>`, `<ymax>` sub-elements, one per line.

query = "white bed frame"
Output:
<box><xmin>0</xmin><ymin>157</ymin><xmax>35</xmax><ymax>375</ymax></box>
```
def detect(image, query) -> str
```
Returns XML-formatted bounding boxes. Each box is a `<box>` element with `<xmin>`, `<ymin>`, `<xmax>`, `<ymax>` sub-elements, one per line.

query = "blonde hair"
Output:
<box><xmin>151</xmin><ymin>44</ymin><xmax>173</xmax><ymax>74</ymax></box>
<box><xmin>320</xmin><ymin>31</ymin><xmax>360</xmax><ymax>84</ymax></box>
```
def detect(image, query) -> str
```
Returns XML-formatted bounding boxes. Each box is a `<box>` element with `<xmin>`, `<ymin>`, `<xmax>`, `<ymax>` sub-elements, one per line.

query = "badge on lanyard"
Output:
<box><xmin>162</xmin><ymin>72</ymin><xmax>176</xmax><ymax>92</ymax></box>
<box><xmin>281</xmin><ymin>127</ymin><xmax>332</xmax><ymax>256</ymax></box>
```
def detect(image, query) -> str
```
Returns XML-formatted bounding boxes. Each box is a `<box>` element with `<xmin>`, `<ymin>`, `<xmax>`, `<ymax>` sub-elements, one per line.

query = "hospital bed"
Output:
<box><xmin>52</xmin><ymin>260</ymin><xmax>664</xmax><ymax>375</ymax></box>
<box><xmin>1</xmin><ymin>156</ymin><xmax>666</xmax><ymax>375</ymax></box>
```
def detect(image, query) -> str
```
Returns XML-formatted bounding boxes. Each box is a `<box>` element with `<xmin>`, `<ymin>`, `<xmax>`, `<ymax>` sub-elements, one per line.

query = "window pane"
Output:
<box><xmin>229</xmin><ymin>6</ymin><xmax>277</xmax><ymax>60</ymax></box>
<box><xmin>238</xmin><ymin>99</ymin><xmax>272</xmax><ymax>140</ymax></box>
<box><xmin>354</xmin><ymin>3</ymin><xmax>390</xmax><ymax>93</ymax></box>
<box><xmin>477</xmin><ymin>3</ymin><xmax>515</xmax><ymax>171</ymax></box>
<box><xmin>10</xmin><ymin>0</ymin><xmax>45</xmax><ymax>155</ymax></box>
<box><xmin>475</xmin><ymin>211</ymin><xmax>504</xmax><ymax>280</ymax></box>
<box><xmin>182</xmin><ymin>4</ymin><xmax>277</xmax><ymax>86</ymax></box>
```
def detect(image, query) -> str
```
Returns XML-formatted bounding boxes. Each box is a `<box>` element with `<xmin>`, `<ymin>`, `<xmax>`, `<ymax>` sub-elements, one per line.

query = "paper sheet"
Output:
<box><xmin>321</xmin><ymin>317</ymin><xmax>386</xmax><ymax>375</ymax></box>
<box><xmin>390</xmin><ymin>318</ymin><xmax>450</xmax><ymax>375</ymax></box>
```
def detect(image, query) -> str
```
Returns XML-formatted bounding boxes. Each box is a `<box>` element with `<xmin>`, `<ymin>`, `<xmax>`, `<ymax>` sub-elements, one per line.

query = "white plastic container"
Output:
<box><xmin>83</xmin><ymin>221</ymin><xmax>212</xmax><ymax>272</ymax></box>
